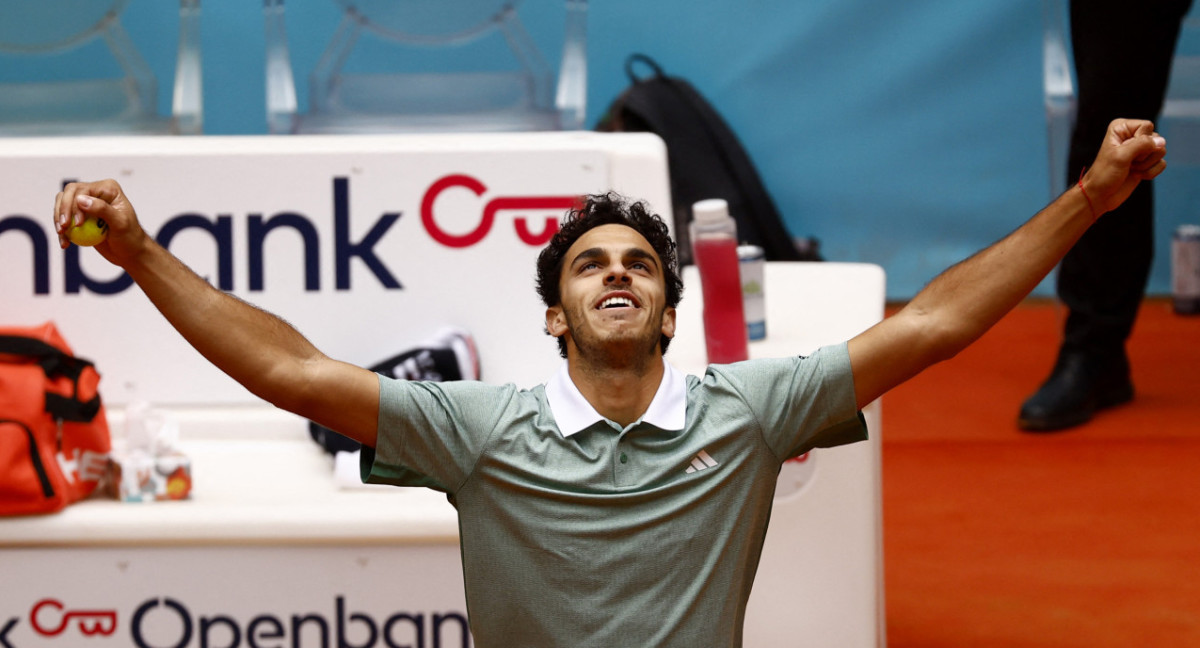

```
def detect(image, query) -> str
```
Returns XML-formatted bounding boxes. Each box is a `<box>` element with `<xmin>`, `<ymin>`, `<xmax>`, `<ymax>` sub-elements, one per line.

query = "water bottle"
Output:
<box><xmin>691</xmin><ymin>199</ymin><xmax>749</xmax><ymax>364</ymax></box>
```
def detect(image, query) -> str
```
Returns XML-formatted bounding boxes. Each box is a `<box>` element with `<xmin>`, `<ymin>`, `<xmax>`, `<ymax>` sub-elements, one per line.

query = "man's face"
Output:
<box><xmin>546</xmin><ymin>224</ymin><xmax>676</xmax><ymax>364</ymax></box>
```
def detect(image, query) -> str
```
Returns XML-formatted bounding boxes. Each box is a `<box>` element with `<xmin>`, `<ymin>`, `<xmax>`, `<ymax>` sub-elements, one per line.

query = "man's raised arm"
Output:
<box><xmin>847</xmin><ymin>119</ymin><xmax>1168</xmax><ymax>409</ymax></box>
<box><xmin>54</xmin><ymin>180</ymin><xmax>381</xmax><ymax>448</ymax></box>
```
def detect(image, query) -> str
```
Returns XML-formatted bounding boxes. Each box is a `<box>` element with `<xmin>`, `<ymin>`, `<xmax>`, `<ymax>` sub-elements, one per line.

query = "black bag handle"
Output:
<box><xmin>624</xmin><ymin>53</ymin><xmax>665</xmax><ymax>83</ymax></box>
<box><xmin>0</xmin><ymin>335</ymin><xmax>102</xmax><ymax>423</ymax></box>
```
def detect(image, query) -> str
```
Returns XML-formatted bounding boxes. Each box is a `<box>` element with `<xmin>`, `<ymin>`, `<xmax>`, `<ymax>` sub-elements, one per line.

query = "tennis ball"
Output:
<box><xmin>67</xmin><ymin>216</ymin><xmax>109</xmax><ymax>247</ymax></box>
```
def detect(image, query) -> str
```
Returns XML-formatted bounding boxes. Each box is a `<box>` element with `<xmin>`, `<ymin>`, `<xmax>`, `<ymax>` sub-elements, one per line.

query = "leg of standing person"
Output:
<box><xmin>1019</xmin><ymin>0</ymin><xmax>1194</xmax><ymax>432</ymax></box>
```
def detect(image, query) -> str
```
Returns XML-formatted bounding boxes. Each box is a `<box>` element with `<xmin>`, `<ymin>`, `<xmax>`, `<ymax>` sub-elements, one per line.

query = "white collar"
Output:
<box><xmin>544</xmin><ymin>358</ymin><xmax>687</xmax><ymax>437</ymax></box>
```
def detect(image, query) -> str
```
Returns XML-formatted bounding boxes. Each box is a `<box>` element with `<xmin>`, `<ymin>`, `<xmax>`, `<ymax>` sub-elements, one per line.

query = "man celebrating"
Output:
<box><xmin>53</xmin><ymin>119</ymin><xmax>1166</xmax><ymax>646</ymax></box>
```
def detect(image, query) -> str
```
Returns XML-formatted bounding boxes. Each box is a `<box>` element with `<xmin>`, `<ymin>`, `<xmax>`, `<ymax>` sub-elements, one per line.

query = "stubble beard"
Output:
<box><xmin>565</xmin><ymin>307</ymin><xmax>662</xmax><ymax>373</ymax></box>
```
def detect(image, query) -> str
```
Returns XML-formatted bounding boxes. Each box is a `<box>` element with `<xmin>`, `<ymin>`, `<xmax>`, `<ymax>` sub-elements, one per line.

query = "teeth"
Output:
<box><xmin>600</xmin><ymin>296</ymin><xmax>634</xmax><ymax>309</ymax></box>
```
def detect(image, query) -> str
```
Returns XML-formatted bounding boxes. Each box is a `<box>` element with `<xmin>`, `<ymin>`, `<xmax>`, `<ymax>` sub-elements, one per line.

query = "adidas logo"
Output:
<box><xmin>684</xmin><ymin>450</ymin><xmax>719</xmax><ymax>474</ymax></box>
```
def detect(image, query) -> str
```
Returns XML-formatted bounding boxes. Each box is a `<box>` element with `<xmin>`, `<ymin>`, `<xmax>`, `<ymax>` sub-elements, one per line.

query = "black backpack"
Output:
<box><xmin>597</xmin><ymin>54</ymin><xmax>819</xmax><ymax>265</ymax></box>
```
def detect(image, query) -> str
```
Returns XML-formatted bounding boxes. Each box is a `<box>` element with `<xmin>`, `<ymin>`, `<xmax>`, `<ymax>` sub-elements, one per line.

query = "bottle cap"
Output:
<box><xmin>692</xmin><ymin>198</ymin><xmax>729</xmax><ymax>224</ymax></box>
<box><xmin>737</xmin><ymin>244</ymin><xmax>764</xmax><ymax>261</ymax></box>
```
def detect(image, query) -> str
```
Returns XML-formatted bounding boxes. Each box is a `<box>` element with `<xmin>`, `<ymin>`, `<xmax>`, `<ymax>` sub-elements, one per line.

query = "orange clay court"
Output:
<box><xmin>881</xmin><ymin>298</ymin><xmax>1200</xmax><ymax>647</ymax></box>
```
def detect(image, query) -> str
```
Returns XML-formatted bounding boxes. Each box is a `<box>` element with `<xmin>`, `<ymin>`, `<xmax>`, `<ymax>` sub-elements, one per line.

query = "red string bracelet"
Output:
<box><xmin>1077</xmin><ymin>167</ymin><xmax>1097</xmax><ymax>219</ymax></box>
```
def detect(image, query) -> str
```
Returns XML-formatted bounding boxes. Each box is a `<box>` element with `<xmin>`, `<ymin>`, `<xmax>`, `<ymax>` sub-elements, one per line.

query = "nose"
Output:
<box><xmin>605</xmin><ymin>265</ymin><xmax>631</xmax><ymax>285</ymax></box>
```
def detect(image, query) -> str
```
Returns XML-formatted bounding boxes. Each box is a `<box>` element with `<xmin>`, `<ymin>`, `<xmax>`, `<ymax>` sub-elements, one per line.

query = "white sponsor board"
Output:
<box><xmin>0</xmin><ymin>545</ymin><xmax>470</xmax><ymax>648</ymax></box>
<box><xmin>0</xmin><ymin>132</ymin><xmax>671</xmax><ymax>408</ymax></box>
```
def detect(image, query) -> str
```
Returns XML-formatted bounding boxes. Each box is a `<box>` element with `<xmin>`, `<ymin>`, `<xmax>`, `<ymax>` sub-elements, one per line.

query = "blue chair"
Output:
<box><xmin>1041</xmin><ymin>0</ymin><xmax>1076</xmax><ymax>200</ymax></box>
<box><xmin>0</xmin><ymin>0</ymin><xmax>202</xmax><ymax>136</ymax></box>
<box><xmin>264</xmin><ymin>0</ymin><xmax>587</xmax><ymax>134</ymax></box>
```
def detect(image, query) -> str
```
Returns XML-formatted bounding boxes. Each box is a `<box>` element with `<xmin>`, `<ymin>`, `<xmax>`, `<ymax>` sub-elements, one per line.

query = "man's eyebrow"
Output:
<box><xmin>569</xmin><ymin>247</ymin><xmax>605</xmax><ymax>268</ymax></box>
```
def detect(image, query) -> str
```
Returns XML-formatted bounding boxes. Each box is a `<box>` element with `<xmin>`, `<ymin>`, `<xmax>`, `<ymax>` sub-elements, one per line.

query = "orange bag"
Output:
<box><xmin>0</xmin><ymin>322</ymin><xmax>111</xmax><ymax>515</ymax></box>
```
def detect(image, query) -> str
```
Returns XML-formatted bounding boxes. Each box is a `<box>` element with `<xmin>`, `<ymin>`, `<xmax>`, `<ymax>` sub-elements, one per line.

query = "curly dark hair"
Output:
<box><xmin>536</xmin><ymin>192</ymin><xmax>684</xmax><ymax>358</ymax></box>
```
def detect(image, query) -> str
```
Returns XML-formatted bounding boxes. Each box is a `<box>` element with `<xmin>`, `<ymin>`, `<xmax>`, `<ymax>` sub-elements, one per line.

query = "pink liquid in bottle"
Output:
<box><xmin>694</xmin><ymin>237</ymin><xmax>749</xmax><ymax>364</ymax></box>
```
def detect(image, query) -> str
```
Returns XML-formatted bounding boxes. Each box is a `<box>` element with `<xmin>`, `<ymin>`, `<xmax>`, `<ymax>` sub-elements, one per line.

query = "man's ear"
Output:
<box><xmin>661</xmin><ymin>306</ymin><xmax>677</xmax><ymax>340</ymax></box>
<box><xmin>546</xmin><ymin>305</ymin><xmax>567</xmax><ymax>337</ymax></box>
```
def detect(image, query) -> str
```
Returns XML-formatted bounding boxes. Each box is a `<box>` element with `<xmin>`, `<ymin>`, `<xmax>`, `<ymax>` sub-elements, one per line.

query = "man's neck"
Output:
<box><xmin>566</xmin><ymin>353</ymin><xmax>665</xmax><ymax>428</ymax></box>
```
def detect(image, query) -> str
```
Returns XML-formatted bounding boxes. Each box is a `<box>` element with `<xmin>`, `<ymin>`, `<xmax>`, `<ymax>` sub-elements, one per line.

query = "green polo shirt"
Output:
<box><xmin>362</xmin><ymin>342</ymin><xmax>867</xmax><ymax>647</ymax></box>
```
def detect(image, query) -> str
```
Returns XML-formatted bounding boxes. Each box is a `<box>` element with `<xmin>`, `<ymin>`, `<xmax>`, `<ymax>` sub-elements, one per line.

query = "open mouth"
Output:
<box><xmin>595</xmin><ymin>292</ymin><xmax>640</xmax><ymax>310</ymax></box>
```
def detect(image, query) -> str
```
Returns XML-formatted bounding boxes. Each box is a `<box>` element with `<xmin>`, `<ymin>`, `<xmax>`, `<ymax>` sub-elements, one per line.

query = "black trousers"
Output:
<box><xmin>1060</xmin><ymin>0</ymin><xmax>1192</xmax><ymax>355</ymax></box>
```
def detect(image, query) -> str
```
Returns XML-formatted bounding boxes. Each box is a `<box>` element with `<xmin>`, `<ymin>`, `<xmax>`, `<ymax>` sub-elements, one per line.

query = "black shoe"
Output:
<box><xmin>1017</xmin><ymin>350</ymin><xmax>1133</xmax><ymax>432</ymax></box>
<box><xmin>370</xmin><ymin>327</ymin><xmax>480</xmax><ymax>383</ymax></box>
<box><xmin>308</xmin><ymin>328</ymin><xmax>480</xmax><ymax>455</ymax></box>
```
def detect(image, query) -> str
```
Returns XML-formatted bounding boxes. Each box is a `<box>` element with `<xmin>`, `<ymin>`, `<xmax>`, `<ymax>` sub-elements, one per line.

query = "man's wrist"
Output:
<box><xmin>1076</xmin><ymin>168</ymin><xmax>1101</xmax><ymax>221</ymax></box>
